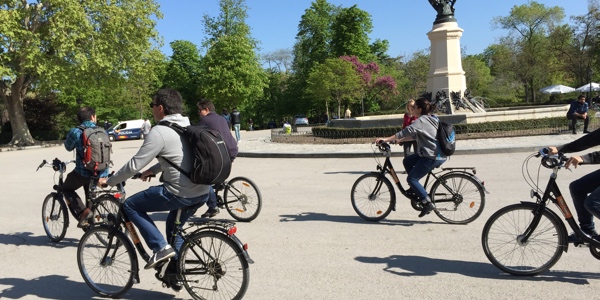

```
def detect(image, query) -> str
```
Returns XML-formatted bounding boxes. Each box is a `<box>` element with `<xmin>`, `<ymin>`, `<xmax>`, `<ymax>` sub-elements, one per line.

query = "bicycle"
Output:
<box><xmin>481</xmin><ymin>149</ymin><xmax>600</xmax><ymax>276</ymax></box>
<box><xmin>37</xmin><ymin>158</ymin><xmax>120</xmax><ymax>242</ymax></box>
<box><xmin>213</xmin><ymin>176</ymin><xmax>262</xmax><ymax>222</ymax></box>
<box><xmin>77</xmin><ymin>174</ymin><xmax>253</xmax><ymax>299</ymax></box>
<box><xmin>350</xmin><ymin>142</ymin><xmax>488</xmax><ymax>224</ymax></box>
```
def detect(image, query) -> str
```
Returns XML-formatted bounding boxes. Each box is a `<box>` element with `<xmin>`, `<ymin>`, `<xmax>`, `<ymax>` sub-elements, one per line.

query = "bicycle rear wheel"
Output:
<box><xmin>351</xmin><ymin>174</ymin><xmax>395</xmax><ymax>221</ymax></box>
<box><xmin>77</xmin><ymin>226</ymin><xmax>135</xmax><ymax>297</ymax></box>
<box><xmin>430</xmin><ymin>173</ymin><xmax>485</xmax><ymax>224</ymax></box>
<box><xmin>223</xmin><ymin>177</ymin><xmax>262</xmax><ymax>222</ymax></box>
<box><xmin>42</xmin><ymin>193</ymin><xmax>68</xmax><ymax>243</ymax></box>
<box><xmin>179</xmin><ymin>231</ymin><xmax>249</xmax><ymax>300</ymax></box>
<box><xmin>90</xmin><ymin>195</ymin><xmax>120</xmax><ymax>226</ymax></box>
<box><xmin>481</xmin><ymin>203</ymin><xmax>565</xmax><ymax>276</ymax></box>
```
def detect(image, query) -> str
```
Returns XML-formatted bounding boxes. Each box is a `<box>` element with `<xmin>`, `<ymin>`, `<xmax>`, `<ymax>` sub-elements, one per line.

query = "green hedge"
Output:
<box><xmin>312</xmin><ymin>116</ymin><xmax>574</xmax><ymax>139</ymax></box>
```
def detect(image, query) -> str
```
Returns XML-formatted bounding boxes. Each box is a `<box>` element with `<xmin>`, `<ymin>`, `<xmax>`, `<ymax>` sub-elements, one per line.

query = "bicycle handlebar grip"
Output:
<box><xmin>37</xmin><ymin>160</ymin><xmax>47</xmax><ymax>170</ymax></box>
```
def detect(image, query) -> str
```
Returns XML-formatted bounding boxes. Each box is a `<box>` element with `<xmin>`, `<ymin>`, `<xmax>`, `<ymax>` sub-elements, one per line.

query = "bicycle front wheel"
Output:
<box><xmin>77</xmin><ymin>226</ymin><xmax>135</xmax><ymax>297</ymax></box>
<box><xmin>351</xmin><ymin>173</ymin><xmax>395</xmax><ymax>221</ymax></box>
<box><xmin>179</xmin><ymin>231</ymin><xmax>250</xmax><ymax>300</ymax></box>
<box><xmin>42</xmin><ymin>193</ymin><xmax>68</xmax><ymax>243</ymax></box>
<box><xmin>223</xmin><ymin>177</ymin><xmax>262</xmax><ymax>222</ymax></box>
<box><xmin>430</xmin><ymin>173</ymin><xmax>485</xmax><ymax>224</ymax></box>
<box><xmin>481</xmin><ymin>203</ymin><xmax>565</xmax><ymax>276</ymax></box>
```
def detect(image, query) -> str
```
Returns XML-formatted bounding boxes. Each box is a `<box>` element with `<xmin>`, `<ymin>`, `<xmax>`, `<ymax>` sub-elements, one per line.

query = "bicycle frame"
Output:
<box><xmin>100</xmin><ymin>192</ymin><xmax>252</xmax><ymax>286</ymax></box>
<box><xmin>523</xmin><ymin>162</ymin><xmax>600</xmax><ymax>250</ymax></box>
<box><xmin>371</xmin><ymin>150</ymin><xmax>487</xmax><ymax>209</ymax></box>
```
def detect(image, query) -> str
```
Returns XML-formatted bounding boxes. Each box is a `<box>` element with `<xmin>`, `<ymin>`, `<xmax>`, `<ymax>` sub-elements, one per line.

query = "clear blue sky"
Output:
<box><xmin>155</xmin><ymin>0</ymin><xmax>590</xmax><ymax>58</ymax></box>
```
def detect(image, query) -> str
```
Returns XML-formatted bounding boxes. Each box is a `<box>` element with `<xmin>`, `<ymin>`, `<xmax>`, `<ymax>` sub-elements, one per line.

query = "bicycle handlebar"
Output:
<box><xmin>537</xmin><ymin>148</ymin><xmax>569</xmax><ymax>169</ymax></box>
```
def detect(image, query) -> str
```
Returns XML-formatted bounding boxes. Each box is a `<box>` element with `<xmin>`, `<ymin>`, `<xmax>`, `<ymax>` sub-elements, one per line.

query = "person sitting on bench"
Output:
<box><xmin>567</xmin><ymin>94</ymin><xmax>590</xmax><ymax>134</ymax></box>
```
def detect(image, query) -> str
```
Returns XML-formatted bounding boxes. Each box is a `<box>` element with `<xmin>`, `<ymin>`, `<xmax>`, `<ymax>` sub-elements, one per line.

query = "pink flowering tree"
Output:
<box><xmin>340</xmin><ymin>56</ymin><xmax>398</xmax><ymax>114</ymax></box>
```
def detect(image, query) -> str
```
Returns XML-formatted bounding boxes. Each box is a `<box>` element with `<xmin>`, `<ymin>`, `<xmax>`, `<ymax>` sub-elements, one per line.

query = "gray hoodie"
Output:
<box><xmin>107</xmin><ymin>114</ymin><xmax>209</xmax><ymax>198</ymax></box>
<box><xmin>395</xmin><ymin>115</ymin><xmax>447</xmax><ymax>160</ymax></box>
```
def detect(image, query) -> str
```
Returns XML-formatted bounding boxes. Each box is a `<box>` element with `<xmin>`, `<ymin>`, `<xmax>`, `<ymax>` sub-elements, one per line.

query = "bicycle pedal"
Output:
<box><xmin>574</xmin><ymin>242</ymin><xmax>589</xmax><ymax>248</ymax></box>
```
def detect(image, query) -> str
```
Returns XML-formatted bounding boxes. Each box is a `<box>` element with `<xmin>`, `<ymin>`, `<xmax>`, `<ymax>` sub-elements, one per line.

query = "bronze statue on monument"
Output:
<box><xmin>428</xmin><ymin>0</ymin><xmax>457</xmax><ymax>24</ymax></box>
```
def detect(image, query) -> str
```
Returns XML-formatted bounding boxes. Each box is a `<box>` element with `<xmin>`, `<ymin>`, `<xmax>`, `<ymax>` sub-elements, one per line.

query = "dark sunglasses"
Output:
<box><xmin>149</xmin><ymin>102</ymin><xmax>160</xmax><ymax>108</ymax></box>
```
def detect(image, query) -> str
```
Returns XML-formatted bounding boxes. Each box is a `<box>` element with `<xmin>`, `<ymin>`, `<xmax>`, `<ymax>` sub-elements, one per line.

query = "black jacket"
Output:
<box><xmin>558</xmin><ymin>129</ymin><xmax>600</xmax><ymax>164</ymax></box>
<box><xmin>197</xmin><ymin>112</ymin><xmax>238</xmax><ymax>160</ymax></box>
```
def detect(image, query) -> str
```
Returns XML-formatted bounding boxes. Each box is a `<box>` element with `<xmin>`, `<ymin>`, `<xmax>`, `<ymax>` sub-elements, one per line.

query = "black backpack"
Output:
<box><xmin>158</xmin><ymin>121</ymin><xmax>232</xmax><ymax>184</ymax></box>
<box><xmin>78</xmin><ymin>126</ymin><xmax>112</xmax><ymax>173</ymax></box>
<box><xmin>436</xmin><ymin>119</ymin><xmax>456</xmax><ymax>156</ymax></box>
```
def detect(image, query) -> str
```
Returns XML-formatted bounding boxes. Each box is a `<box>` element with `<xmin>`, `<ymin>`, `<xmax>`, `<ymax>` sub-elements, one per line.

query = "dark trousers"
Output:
<box><xmin>568</xmin><ymin>114</ymin><xmax>589</xmax><ymax>133</ymax></box>
<box><xmin>403</xmin><ymin>141</ymin><xmax>417</xmax><ymax>158</ymax></box>
<box><xmin>569</xmin><ymin>169</ymin><xmax>600</xmax><ymax>235</ymax></box>
<box><xmin>63</xmin><ymin>171</ymin><xmax>90</xmax><ymax>218</ymax></box>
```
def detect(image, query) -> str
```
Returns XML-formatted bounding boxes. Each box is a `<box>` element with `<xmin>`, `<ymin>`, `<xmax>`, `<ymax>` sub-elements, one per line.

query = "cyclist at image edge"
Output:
<box><xmin>375</xmin><ymin>97</ymin><xmax>447</xmax><ymax>217</ymax></box>
<box><xmin>64</xmin><ymin>106</ymin><xmax>110</xmax><ymax>227</ymax></box>
<box><xmin>549</xmin><ymin>128</ymin><xmax>600</xmax><ymax>241</ymax></box>
<box><xmin>99</xmin><ymin>89</ymin><xmax>209</xmax><ymax>270</ymax></box>
<box><xmin>196</xmin><ymin>99</ymin><xmax>239</xmax><ymax>218</ymax></box>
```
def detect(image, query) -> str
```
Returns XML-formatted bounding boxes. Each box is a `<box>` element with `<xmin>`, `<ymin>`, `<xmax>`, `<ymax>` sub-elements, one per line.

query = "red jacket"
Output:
<box><xmin>402</xmin><ymin>114</ymin><xmax>418</xmax><ymax>129</ymax></box>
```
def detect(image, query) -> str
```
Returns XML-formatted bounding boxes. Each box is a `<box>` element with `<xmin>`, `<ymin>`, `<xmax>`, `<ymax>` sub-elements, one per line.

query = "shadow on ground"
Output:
<box><xmin>355</xmin><ymin>254</ymin><xmax>600</xmax><ymax>285</ymax></box>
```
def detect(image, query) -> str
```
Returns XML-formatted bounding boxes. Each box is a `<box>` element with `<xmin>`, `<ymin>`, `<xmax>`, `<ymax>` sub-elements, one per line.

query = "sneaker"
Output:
<box><xmin>201</xmin><ymin>207</ymin><xmax>220</xmax><ymax>218</ymax></box>
<box><xmin>77</xmin><ymin>208</ymin><xmax>92</xmax><ymax>228</ymax></box>
<box><xmin>568</xmin><ymin>230</ymin><xmax>599</xmax><ymax>243</ymax></box>
<box><xmin>584</xmin><ymin>131</ymin><xmax>591</xmax><ymax>134</ymax></box>
<box><xmin>418</xmin><ymin>202</ymin><xmax>436</xmax><ymax>218</ymax></box>
<box><xmin>145</xmin><ymin>245</ymin><xmax>175</xmax><ymax>270</ymax></box>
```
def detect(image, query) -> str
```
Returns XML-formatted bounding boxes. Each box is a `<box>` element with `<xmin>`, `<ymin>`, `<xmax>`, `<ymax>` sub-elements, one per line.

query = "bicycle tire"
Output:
<box><xmin>41</xmin><ymin>193</ymin><xmax>68</xmax><ymax>243</ymax></box>
<box><xmin>430</xmin><ymin>173</ymin><xmax>485</xmax><ymax>224</ymax></box>
<box><xmin>481</xmin><ymin>203</ymin><xmax>565</xmax><ymax>276</ymax></box>
<box><xmin>77</xmin><ymin>226</ymin><xmax>135</xmax><ymax>297</ymax></box>
<box><xmin>223</xmin><ymin>177</ymin><xmax>262</xmax><ymax>222</ymax></box>
<box><xmin>179</xmin><ymin>231</ymin><xmax>250</xmax><ymax>300</ymax></box>
<box><xmin>351</xmin><ymin>173</ymin><xmax>395</xmax><ymax>221</ymax></box>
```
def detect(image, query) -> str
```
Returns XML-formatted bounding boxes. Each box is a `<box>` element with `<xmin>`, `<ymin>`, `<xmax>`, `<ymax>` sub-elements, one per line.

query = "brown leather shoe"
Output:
<box><xmin>78</xmin><ymin>208</ymin><xmax>92</xmax><ymax>228</ymax></box>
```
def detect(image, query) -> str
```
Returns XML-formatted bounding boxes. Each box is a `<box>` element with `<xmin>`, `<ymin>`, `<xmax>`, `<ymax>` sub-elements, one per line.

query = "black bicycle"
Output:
<box><xmin>482</xmin><ymin>149</ymin><xmax>600</xmax><ymax>275</ymax></box>
<box><xmin>214</xmin><ymin>176</ymin><xmax>262</xmax><ymax>222</ymax></box>
<box><xmin>38</xmin><ymin>158</ymin><xmax>120</xmax><ymax>242</ymax></box>
<box><xmin>77</xmin><ymin>175</ymin><xmax>253</xmax><ymax>299</ymax></box>
<box><xmin>351</xmin><ymin>142</ymin><xmax>488</xmax><ymax>224</ymax></box>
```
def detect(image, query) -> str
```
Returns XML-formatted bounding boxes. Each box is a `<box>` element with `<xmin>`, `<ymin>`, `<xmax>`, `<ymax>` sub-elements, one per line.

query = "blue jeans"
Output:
<box><xmin>206</xmin><ymin>185</ymin><xmax>217</xmax><ymax>210</ymax></box>
<box><xmin>234</xmin><ymin>123</ymin><xmax>241</xmax><ymax>141</ymax></box>
<box><xmin>123</xmin><ymin>185</ymin><xmax>208</xmax><ymax>254</ymax></box>
<box><xmin>569</xmin><ymin>169</ymin><xmax>600</xmax><ymax>234</ymax></box>
<box><xmin>402</xmin><ymin>154</ymin><xmax>445</xmax><ymax>201</ymax></box>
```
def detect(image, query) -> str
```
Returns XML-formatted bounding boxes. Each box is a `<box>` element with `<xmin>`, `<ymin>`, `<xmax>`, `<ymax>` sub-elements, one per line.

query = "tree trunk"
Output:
<box><xmin>4</xmin><ymin>80</ymin><xmax>36</xmax><ymax>146</ymax></box>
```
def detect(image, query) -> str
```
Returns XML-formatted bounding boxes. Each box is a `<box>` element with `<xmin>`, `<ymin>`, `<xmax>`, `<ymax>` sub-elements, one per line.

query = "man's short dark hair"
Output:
<box><xmin>197</xmin><ymin>99</ymin><xmax>216</xmax><ymax>112</ymax></box>
<box><xmin>77</xmin><ymin>106</ymin><xmax>96</xmax><ymax>123</ymax></box>
<box><xmin>153</xmin><ymin>88</ymin><xmax>183</xmax><ymax>115</ymax></box>
<box><xmin>578</xmin><ymin>94</ymin><xmax>586</xmax><ymax>100</ymax></box>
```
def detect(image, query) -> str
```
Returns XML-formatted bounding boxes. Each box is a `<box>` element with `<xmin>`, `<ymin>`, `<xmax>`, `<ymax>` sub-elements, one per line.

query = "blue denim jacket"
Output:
<box><xmin>64</xmin><ymin>121</ymin><xmax>110</xmax><ymax>178</ymax></box>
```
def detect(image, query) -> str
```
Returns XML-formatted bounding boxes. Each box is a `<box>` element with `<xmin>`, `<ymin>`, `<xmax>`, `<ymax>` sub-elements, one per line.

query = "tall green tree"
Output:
<box><xmin>306</xmin><ymin>58</ymin><xmax>362</xmax><ymax>118</ymax></box>
<box><xmin>330</xmin><ymin>5</ymin><xmax>373</xmax><ymax>61</ymax></box>
<box><xmin>493</xmin><ymin>1</ymin><xmax>564</xmax><ymax>103</ymax></box>
<box><xmin>199</xmin><ymin>0</ymin><xmax>266</xmax><ymax>111</ymax></box>
<box><xmin>0</xmin><ymin>0</ymin><xmax>161</xmax><ymax>145</ymax></box>
<box><xmin>163</xmin><ymin>40</ymin><xmax>202</xmax><ymax>116</ymax></box>
<box><xmin>462</xmin><ymin>54</ymin><xmax>493</xmax><ymax>97</ymax></box>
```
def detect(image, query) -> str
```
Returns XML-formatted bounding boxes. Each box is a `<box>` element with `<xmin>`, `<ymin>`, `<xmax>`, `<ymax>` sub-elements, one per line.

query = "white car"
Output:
<box><xmin>292</xmin><ymin>114</ymin><xmax>309</xmax><ymax>126</ymax></box>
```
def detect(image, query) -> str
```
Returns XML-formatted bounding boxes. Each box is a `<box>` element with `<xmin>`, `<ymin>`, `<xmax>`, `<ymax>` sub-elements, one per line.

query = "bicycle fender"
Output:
<box><xmin>443</xmin><ymin>171</ymin><xmax>490</xmax><ymax>194</ymax></box>
<box><xmin>518</xmin><ymin>201</ymin><xmax>569</xmax><ymax>253</ymax></box>
<box><xmin>49</xmin><ymin>192</ymin><xmax>71</xmax><ymax>228</ymax></box>
<box><xmin>190</xmin><ymin>226</ymin><xmax>253</xmax><ymax>264</ymax></box>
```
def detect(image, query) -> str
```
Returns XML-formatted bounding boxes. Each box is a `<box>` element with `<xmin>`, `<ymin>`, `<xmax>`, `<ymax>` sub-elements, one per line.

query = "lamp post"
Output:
<box><xmin>589</xmin><ymin>67</ymin><xmax>594</xmax><ymax>107</ymax></box>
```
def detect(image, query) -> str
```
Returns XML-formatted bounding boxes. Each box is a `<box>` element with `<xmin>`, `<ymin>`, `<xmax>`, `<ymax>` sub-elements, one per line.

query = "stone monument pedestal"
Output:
<box><xmin>426</xmin><ymin>21</ymin><xmax>466</xmax><ymax>114</ymax></box>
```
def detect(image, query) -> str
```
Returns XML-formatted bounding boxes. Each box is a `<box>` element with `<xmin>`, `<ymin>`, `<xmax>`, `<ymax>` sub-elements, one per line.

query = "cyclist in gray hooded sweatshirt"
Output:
<box><xmin>376</xmin><ymin>97</ymin><xmax>447</xmax><ymax>217</ymax></box>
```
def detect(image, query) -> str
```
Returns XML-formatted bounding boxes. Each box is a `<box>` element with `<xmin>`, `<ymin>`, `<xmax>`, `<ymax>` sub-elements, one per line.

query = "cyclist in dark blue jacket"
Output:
<box><xmin>549</xmin><ymin>128</ymin><xmax>600</xmax><ymax>241</ymax></box>
<box><xmin>197</xmin><ymin>99</ymin><xmax>238</xmax><ymax>218</ymax></box>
